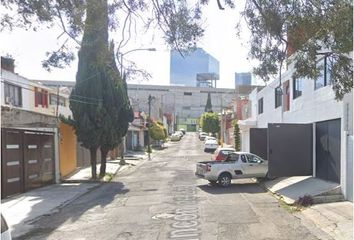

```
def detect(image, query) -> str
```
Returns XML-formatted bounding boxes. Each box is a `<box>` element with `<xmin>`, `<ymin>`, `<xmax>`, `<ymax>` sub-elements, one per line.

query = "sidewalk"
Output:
<box><xmin>261</xmin><ymin>176</ymin><xmax>353</xmax><ymax>240</ymax></box>
<box><xmin>296</xmin><ymin>201</ymin><xmax>353</xmax><ymax>240</ymax></box>
<box><xmin>1</xmin><ymin>152</ymin><xmax>148</xmax><ymax>239</ymax></box>
<box><xmin>64</xmin><ymin>152</ymin><xmax>147</xmax><ymax>182</ymax></box>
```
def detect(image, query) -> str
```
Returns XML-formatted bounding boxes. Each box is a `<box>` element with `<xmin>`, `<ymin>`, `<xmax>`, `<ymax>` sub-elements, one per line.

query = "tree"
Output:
<box><xmin>149</xmin><ymin>121</ymin><xmax>167</xmax><ymax>145</ymax></box>
<box><xmin>98</xmin><ymin>42</ymin><xmax>134</xmax><ymax>177</ymax></box>
<box><xmin>1</xmin><ymin>0</ymin><xmax>205</xmax><ymax>71</ymax></box>
<box><xmin>200</xmin><ymin>112</ymin><xmax>220</xmax><ymax>135</ymax></box>
<box><xmin>233</xmin><ymin>120</ymin><xmax>241</xmax><ymax>151</ymax></box>
<box><xmin>204</xmin><ymin>93</ymin><xmax>213</xmax><ymax>112</ymax></box>
<box><xmin>3</xmin><ymin>1</ymin><xmax>352</xmax><ymax>99</ymax></box>
<box><xmin>66</xmin><ymin>0</ymin><xmax>112</xmax><ymax>179</ymax></box>
<box><xmin>241</xmin><ymin>0</ymin><xmax>353</xmax><ymax>100</ymax></box>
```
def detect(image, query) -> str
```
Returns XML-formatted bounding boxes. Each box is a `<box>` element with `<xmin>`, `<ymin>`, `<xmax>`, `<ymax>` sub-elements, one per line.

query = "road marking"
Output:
<box><xmin>170</xmin><ymin>185</ymin><xmax>200</xmax><ymax>239</ymax></box>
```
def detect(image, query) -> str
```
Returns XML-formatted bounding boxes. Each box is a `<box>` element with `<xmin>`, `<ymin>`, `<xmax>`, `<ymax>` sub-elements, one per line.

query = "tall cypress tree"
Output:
<box><xmin>99</xmin><ymin>41</ymin><xmax>133</xmax><ymax>177</ymax></box>
<box><xmin>69</xmin><ymin>0</ymin><xmax>110</xmax><ymax>179</ymax></box>
<box><xmin>204</xmin><ymin>92</ymin><xmax>213</xmax><ymax>112</ymax></box>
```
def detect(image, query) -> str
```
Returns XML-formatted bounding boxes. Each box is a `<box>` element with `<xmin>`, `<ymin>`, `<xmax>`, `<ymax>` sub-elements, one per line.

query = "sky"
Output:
<box><xmin>0</xmin><ymin>1</ymin><xmax>261</xmax><ymax>89</ymax></box>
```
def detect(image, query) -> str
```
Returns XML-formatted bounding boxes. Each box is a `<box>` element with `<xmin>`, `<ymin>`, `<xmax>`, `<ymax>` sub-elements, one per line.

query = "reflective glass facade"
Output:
<box><xmin>235</xmin><ymin>72</ymin><xmax>252</xmax><ymax>86</ymax></box>
<box><xmin>170</xmin><ymin>48</ymin><xmax>219</xmax><ymax>86</ymax></box>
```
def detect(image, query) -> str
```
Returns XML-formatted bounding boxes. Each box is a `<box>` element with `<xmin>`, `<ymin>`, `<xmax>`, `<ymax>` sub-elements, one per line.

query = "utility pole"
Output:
<box><xmin>147</xmin><ymin>94</ymin><xmax>152</xmax><ymax>160</ymax></box>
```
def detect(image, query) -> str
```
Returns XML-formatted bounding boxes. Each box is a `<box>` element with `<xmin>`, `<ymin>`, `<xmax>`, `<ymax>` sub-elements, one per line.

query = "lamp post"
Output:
<box><xmin>118</xmin><ymin>47</ymin><xmax>156</xmax><ymax>75</ymax></box>
<box><xmin>117</xmin><ymin>47</ymin><xmax>156</xmax><ymax>163</ymax></box>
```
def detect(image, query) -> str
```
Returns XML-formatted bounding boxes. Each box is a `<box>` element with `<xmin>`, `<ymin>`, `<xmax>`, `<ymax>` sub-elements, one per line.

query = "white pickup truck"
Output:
<box><xmin>195</xmin><ymin>152</ymin><xmax>269</xmax><ymax>187</ymax></box>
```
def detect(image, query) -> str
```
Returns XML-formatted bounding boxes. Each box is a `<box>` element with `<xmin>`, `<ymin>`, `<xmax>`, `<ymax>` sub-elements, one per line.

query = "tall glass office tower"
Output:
<box><xmin>170</xmin><ymin>48</ymin><xmax>219</xmax><ymax>87</ymax></box>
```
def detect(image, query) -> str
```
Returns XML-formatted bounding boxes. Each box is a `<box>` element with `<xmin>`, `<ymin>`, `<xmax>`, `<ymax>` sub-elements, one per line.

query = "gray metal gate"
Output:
<box><xmin>249</xmin><ymin>128</ymin><xmax>268</xmax><ymax>160</ymax></box>
<box><xmin>268</xmin><ymin>123</ymin><xmax>313</xmax><ymax>177</ymax></box>
<box><xmin>316</xmin><ymin>119</ymin><xmax>341</xmax><ymax>183</ymax></box>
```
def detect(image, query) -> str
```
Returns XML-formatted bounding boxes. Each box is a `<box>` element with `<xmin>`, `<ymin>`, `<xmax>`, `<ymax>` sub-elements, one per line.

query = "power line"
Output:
<box><xmin>0</xmin><ymin>77</ymin><xmax>102</xmax><ymax>102</ymax></box>
<box><xmin>0</xmin><ymin>80</ymin><xmax>100</xmax><ymax>106</ymax></box>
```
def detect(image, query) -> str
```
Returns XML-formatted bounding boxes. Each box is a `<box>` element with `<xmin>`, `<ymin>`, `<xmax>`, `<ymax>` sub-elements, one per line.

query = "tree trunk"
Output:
<box><xmin>119</xmin><ymin>143</ymin><xmax>126</xmax><ymax>165</ymax></box>
<box><xmin>100</xmin><ymin>147</ymin><xmax>108</xmax><ymax>178</ymax></box>
<box><xmin>90</xmin><ymin>148</ymin><xmax>97</xmax><ymax>179</ymax></box>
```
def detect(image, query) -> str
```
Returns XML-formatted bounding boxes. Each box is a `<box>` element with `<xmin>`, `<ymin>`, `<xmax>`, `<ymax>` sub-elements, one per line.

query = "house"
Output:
<box><xmin>238</xmin><ymin>54</ymin><xmax>353</xmax><ymax>202</ymax></box>
<box><xmin>125</xmin><ymin>111</ymin><xmax>147</xmax><ymax>151</ymax></box>
<box><xmin>1</xmin><ymin>57</ymin><xmax>77</xmax><ymax>198</ymax></box>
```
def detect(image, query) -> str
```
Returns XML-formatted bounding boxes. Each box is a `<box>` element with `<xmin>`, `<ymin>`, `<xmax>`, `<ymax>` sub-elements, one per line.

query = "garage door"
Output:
<box><xmin>24</xmin><ymin>132</ymin><xmax>55</xmax><ymax>191</ymax></box>
<box><xmin>1</xmin><ymin>129</ymin><xmax>24</xmax><ymax>198</ymax></box>
<box><xmin>268</xmin><ymin>123</ymin><xmax>313</xmax><ymax>177</ymax></box>
<box><xmin>249</xmin><ymin>128</ymin><xmax>267</xmax><ymax>160</ymax></box>
<box><xmin>1</xmin><ymin>129</ymin><xmax>55</xmax><ymax>198</ymax></box>
<box><xmin>316</xmin><ymin>119</ymin><xmax>341</xmax><ymax>183</ymax></box>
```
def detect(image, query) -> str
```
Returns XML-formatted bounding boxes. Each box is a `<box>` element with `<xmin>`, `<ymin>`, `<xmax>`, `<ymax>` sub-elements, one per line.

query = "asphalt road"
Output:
<box><xmin>18</xmin><ymin>133</ymin><xmax>318</xmax><ymax>240</ymax></box>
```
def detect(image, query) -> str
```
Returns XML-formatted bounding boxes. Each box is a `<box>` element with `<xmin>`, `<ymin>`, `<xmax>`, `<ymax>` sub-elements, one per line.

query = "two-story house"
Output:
<box><xmin>1</xmin><ymin>57</ymin><xmax>77</xmax><ymax>198</ymax></box>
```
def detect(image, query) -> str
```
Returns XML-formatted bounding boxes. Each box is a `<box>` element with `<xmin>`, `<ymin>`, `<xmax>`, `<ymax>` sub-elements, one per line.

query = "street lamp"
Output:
<box><xmin>118</xmin><ymin>47</ymin><xmax>156</xmax><ymax>75</ymax></box>
<box><xmin>116</xmin><ymin>47</ymin><xmax>156</xmax><ymax>163</ymax></box>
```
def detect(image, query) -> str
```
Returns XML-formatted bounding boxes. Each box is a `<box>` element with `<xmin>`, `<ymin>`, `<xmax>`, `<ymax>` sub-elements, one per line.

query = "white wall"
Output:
<box><xmin>255</xmin><ymin>72</ymin><xmax>342</xmax><ymax>128</ymax></box>
<box><xmin>1</xmin><ymin>69</ymin><xmax>31</xmax><ymax>110</ymax></box>
<box><xmin>250</xmin><ymin>63</ymin><xmax>352</xmax><ymax>201</ymax></box>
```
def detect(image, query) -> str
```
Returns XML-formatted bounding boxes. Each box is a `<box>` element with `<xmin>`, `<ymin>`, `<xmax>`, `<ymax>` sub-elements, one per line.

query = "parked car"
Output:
<box><xmin>204</xmin><ymin>139</ymin><xmax>218</xmax><ymax>153</ymax></box>
<box><xmin>195</xmin><ymin>152</ymin><xmax>268</xmax><ymax>187</ymax></box>
<box><xmin>214</xmin><ymin>147</ymin><xmax>236</xmax><ymax>161</ymax></box>
<box><xmin>179</xmin><ymin>128</ymin><xmax>186</xmax><ymax>135</ymax></box>
<box><xmin>199</xmin><ymin>132</ymin><xmax>208</xmax><ymax>140</ymax></box>
<box><xmin>1</xmin><ymin>214</ymin><xmax>12</xmax><ymax>240</ymax></box>
<box><xmin>170</xmin><ymin>133</ymin><xmax>181</xmax><ymax>141</ymax></box>
<box><xmin>175</xmin><ymin>131</ymin><xmax>184</xmax><ymax>138</ymax></box>
<box><xmin>204</xmin><ymin>136</ymin><xmax>216</xmax><ymax>142</ymax></box>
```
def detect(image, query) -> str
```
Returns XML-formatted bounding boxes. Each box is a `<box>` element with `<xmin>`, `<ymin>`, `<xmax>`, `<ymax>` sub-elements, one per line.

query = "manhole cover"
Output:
<box><xmin>152</xmin><ymin>213</ymin><xmax>175</xmax><ymax>220</ymax></box>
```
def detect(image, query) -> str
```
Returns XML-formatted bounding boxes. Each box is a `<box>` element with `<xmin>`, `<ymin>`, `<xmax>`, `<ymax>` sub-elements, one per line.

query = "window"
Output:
<box><xmin>184</xmin><ymin>92</ymin><xmax>192</xmax><ymax>96</ymax></box>
<box><xmin>182</xmin><ymin>106</ymin><xmax>191</xmax><ymax>110</ymax></box>
<box><xmin>225</xmin><ymin>153</ymin><xmax>239</xmax><ymax>162</ymax></box>
<box><xmin>315</xmin><ymin>56</ymin><xmax>333</xmax><ymax>90</ymax></box>
<box><xmin>246</xmin><ymin>154</ymin><xmax>263</xmax><ymax>164</ymax></box>
<box><xmin>275</xmin><ymin>87</ymin><xmax>282</xmax><ymax>108</ymax></box>
<box><xmin>4</xmin><ymin>82</ymin><xmax>22</xmax><ymax>107</ymax></box>
<box><xmin>49</xmin><ymin>94</ymin><xmax>66</xmax><ymax>106</ymax></box>
<box><xmin>258</xmin><ymin>98</ymin><xmax>263</xmax><ymax>114</ymax></box>
<box><xmin>35</xmin><ymin>88</ymin><xmax>48</xmax><ymax>108</ymax></box>
<box><xmin>240</xmin><ymin>155</ymin><xmax>247</xmax><ymax>163</ymax></box>
<box><xmin>293</xmin><ymin>77</ymin><xmax>303</xmax><ymax>99</ymax></box>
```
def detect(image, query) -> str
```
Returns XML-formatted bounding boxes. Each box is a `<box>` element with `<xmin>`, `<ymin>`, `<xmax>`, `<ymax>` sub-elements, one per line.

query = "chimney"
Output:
<box><xmin>1</xmin><ymin>56</ymin><xmax>15</xmax><ymax>73</ymax></box>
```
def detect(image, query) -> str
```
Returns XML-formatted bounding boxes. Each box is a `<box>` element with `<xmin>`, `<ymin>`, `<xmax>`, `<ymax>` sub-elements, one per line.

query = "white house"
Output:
<box><xmin>239</xmin><ymin>55</ymin><xmax>353</xmax><ymax>202</ymax></box>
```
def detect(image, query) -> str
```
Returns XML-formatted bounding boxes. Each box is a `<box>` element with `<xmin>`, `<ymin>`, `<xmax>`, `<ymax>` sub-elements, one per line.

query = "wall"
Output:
<box><xmin>127</xmin><ymin>84</ymin><xmax>237</xmax><ymax>121</ymax></box>
<box><xmin>248</xmin><ymin>62</ymin><xmax>352</xmax><ymax>201</ymax></box>
<box><xmin>255</xmin><ymin>67</ymin><xmax>342</xmax><ymax>128</ymax></box>
<box><xmin>59</xmin><ymin>122</ymin><xmax>77</xmax><ymax>177</ymax></box>
<box><xmin>1</xmin><ymin>69</ymin><xmax>31</xmax><ymax>110</ymax></box>
<box><xmin>1</xmin><ymin>69</ymin><xmax>72</xmax><ymax>118</ymax></box>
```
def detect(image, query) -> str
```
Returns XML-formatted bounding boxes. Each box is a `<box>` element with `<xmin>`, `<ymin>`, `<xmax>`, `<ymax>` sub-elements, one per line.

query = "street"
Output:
<box><xmin>18</xmin><ymin>133</ymin><xmax>318</xmax><ymax>240</ymax></box>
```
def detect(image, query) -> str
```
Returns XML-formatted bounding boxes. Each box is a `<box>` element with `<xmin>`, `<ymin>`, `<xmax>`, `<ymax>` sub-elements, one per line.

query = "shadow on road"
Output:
<box><xmin>15</xmin><ymin>181</ymin><xmax>129</xmax><ymax>240</ymax></box>
<box><xmin>197</xmin><ymin>182</ymin><xmax>266</xmax><ymax>195</ymax></box>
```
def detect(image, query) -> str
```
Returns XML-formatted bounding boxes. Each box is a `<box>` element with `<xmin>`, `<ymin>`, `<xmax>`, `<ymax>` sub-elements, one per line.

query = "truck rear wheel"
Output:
<box><xmin>218</xmin><ymin>173</ymin><xmax>231</xmax><ymax>187</ymax></box>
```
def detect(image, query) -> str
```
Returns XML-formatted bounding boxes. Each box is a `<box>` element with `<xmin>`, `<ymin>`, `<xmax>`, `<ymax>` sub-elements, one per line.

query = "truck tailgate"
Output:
<box><xmin>195</xmin><ymin>163</ymin><xmax>208</xmax><ymax>176</ymax></box>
